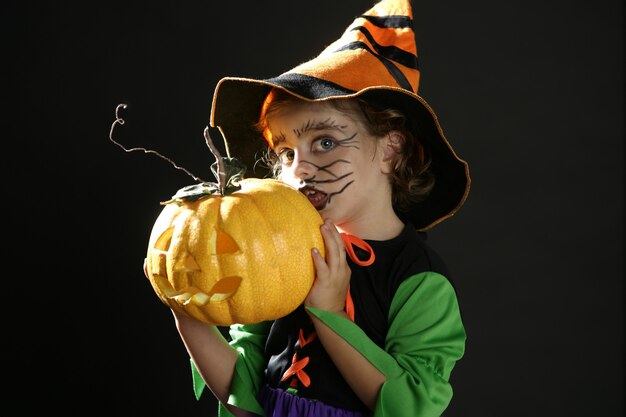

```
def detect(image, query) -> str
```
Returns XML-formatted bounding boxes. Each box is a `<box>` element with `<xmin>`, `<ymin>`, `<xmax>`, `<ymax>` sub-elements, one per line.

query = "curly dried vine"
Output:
<box><xmin>108</xmin><ymin>103</ymin><xmax>209</xmax><ymax>182</ymax></box>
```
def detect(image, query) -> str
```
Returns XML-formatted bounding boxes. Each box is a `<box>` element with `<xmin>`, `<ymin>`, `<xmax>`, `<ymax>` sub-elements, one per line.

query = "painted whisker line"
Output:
<box><xmin>336</xmin><ymin>133</ymin><xmax>359</xmax><ymax>149</ymax></box>
<box><xmin>316</xmin><ymin>161</ymin><xmax>349</xmax><ymax>177</ymax></box>
<box><xmin>327</xmin><ymin>180</ymin><xmax>354</xmax><ymax>204</ymax></box>
<box><xmin>306</xmin><ymin>172</ymin><xmax>353</xmax><ymax>185</ymax></box>
<box><xmin>319</xmin><ymin>159</ymin><xmax>350</xmax><ymax>170</ymax></box>
<box><xmin>300</xmin><ymin>159</ymin><xmax>350</xmax><ymax>178</ymax></box>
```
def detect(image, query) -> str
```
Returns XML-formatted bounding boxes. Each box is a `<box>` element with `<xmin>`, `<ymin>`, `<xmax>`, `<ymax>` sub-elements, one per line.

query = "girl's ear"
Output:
<box><xmin>381</xmin><ymin>131</ymin><xmax>405</xmax><ymax>173</ymax></box>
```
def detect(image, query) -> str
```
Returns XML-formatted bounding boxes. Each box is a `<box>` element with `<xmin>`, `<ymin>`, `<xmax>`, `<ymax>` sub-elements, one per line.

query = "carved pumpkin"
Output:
<box><xmin>145</xmin><ymin>177</ymin><xmax>325</xmax><ymax>326</ymax></box>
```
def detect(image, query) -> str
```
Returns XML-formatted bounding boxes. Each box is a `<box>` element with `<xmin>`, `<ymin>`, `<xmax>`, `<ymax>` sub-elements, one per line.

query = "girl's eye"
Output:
<box><xmin>277</xmin><ymin>149</ymin><xmax>294</xmax><ymax>165</ymax></box>
<box><xmin>313</xmin><ymin>137</ymin><xmax>336</xmax><ymax>152</ymax></box>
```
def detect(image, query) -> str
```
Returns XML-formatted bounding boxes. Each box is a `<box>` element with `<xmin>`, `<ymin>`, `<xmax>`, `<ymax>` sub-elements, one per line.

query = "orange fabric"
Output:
<box><xmin>353</xmin><ymin>19</ymin><xmax>416</xmax><ymax>54</ymax></box>
<box><xmin>281</xmin><ymin>354</ymin><xmax>311</xmax><ymax>387</ymax></box>
<box><xmin>368</xmin><ymin>0</ymin><xmax>413</xmax><ymax>19</ymax></box>
<box><xmin>285</xmin><ymin>0</ymin><xmax>420</xmax><ymax>92</ymax></box>
<box><xmin>340</xmin><ymin>233</ymin><xmax>375</xmax><ymax>266</ymax></box>
<box><xmin>290</xmin><ymin>50</ymin><xmax>419</xmax><ymax>93</ymax></box>
<box><xmin>345</xmin><ymin>288</ymin><xmax>355</xmax><ymax>322</ymax></box>
<box><xmin>298</xmin><ymin>328</ymin><xmax>317</xmax><ymax>348</ymax></box>
<box><xmin>340</xmin><ymin>233</ymin><xmax>374</xmax><ymax>322</ymax></box>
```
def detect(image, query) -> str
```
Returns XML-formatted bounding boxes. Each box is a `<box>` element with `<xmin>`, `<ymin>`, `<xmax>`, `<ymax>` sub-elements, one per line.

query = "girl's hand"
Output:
<box><xmin>304</xmin><ymin>219</ymin><xmax>351</xmax><ymax>315</ymax></box>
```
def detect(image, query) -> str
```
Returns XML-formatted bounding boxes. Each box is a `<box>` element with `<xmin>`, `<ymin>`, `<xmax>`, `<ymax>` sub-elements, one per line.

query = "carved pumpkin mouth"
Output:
<box><xmin>154</xmin><ymin>275</ymin><xmax>242</xmax><ymax>306</ymax></box>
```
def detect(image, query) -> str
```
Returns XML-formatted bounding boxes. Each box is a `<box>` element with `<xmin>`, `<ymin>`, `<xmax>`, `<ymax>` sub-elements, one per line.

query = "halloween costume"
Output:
<box><xmin>191</xmin><ymin>224</ymin><xmax>465</xmax><ymax>417</ymax></box>
<box><xmin>191</xmin><ymin>0</ymin><xmax>470</xmax><ymax>415</ymax></box>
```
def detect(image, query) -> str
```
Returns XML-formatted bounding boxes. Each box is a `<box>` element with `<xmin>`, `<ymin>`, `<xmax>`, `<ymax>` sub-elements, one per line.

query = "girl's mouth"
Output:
<box><xmin>300</xmin><ymin>186</ymin><xmax>328</xmax><ymax>210</ymax></box>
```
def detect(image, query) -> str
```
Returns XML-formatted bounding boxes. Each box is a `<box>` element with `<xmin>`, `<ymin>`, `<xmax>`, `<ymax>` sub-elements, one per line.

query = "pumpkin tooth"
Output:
<box><xmin>174</xmin><ymin>293</ymin><xmax>193</xmax><ymax>304</ymax></box>
<box><xmin>191</xmin><ymin>292</ymin><xmax>210</xmax><ymax>306</ymax></box>
<box><xmin>154</xmin><ymin>275</ymin><xmax>178</xmax><ymax>297</ymax></box>
<box><xmin>209</xmin><ymin>292</ymin><xmax>231</xmax><ymax>301</ymax></box>
<box><xmin>150</xmin><ymin>250</ymin><xmax>169</xmax><ymax>276</ymax></box>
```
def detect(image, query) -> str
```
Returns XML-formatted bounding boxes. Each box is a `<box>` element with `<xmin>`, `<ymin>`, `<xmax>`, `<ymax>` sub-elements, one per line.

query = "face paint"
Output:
<box><xmin>269</xmin><ymin>101</ymin><xmax>387</xmax><ymax>227</ymax></box>
<box><xmin>278</xmin><ymin>130</ymin><xmax>359</xmax><ymax>210</ymax></box>
<box><xmin>302</xmin><ymin>159</ymin><xmax>354</xmax><ymax>209</ymax></box>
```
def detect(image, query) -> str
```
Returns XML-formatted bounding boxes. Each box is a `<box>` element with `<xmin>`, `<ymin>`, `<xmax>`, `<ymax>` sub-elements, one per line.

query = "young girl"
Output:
<box><xmin>151</xmin><ymin>1</ymin><xmax>470</xmax><ymax>416</ymax></box>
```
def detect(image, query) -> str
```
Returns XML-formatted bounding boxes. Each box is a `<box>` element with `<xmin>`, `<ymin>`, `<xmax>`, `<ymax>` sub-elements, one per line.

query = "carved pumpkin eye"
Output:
<box><xmin>211</xmin><ymin>227</ymin><xmax>239</xmax><ymax>255</ymax></box>
<box><xmin>150</xmin><ymin>226</ymin><xmax>174</xmax><ymax>277</ymax></box>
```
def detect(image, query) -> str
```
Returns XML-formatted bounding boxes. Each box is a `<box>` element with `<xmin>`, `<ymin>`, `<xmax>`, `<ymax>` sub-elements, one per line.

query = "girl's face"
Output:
<box><xmin>267</xmin><ymin>100</ymin><xmax>392</xmax><ymax>228</ymax></box>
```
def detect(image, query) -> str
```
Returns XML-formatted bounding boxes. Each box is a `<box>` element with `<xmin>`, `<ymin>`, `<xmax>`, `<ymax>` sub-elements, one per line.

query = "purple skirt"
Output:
<box><xmin>258</xmin><ymin>385</ymin><xmax>369</xmax><ymax>417</ymax></box>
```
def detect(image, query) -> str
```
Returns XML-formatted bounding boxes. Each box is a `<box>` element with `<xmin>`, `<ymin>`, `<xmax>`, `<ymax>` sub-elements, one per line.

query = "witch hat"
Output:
<box><xmin>209</xmin><ymin>0</ymin><xmax>470</xmax><ymax>231</ymax></box>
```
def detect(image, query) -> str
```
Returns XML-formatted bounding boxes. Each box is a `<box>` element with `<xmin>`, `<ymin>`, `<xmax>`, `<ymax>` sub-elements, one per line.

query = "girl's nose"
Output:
<box><xmin>292</xmin><ymin>151</ymin><xmax>314</xmax><ymax>180</ymax></box>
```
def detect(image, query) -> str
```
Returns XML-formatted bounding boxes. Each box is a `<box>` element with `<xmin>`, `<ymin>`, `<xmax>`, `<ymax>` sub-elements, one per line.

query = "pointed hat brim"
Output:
<box><xmin>209</xmin><ymin>0</ymin><xmax>470</xmax><ymax>231</ymax></box>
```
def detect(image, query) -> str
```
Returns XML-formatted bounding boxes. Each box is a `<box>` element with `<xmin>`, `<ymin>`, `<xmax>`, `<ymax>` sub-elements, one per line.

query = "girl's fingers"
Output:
<box><xmin>311</xmin><ymin>247</ymin><xmax>328</xmax><ymax>276</ymax></box>
<box><xmin>321</xmin><ymin>219</ymin><xmax>345</xmax><ymax>267</ymax></box>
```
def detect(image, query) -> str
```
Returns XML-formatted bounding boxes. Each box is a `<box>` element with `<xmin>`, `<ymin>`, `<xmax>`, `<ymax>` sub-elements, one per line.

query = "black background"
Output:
<box><xmin>9</xmin><ymin>0</ymin><xmax>623</xmax><ymax>416</ymax></box>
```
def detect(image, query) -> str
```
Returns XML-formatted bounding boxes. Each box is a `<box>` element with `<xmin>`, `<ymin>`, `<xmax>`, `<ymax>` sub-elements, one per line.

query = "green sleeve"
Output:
<box><xmin>190</xmin><ymin>321</ymin><xmax>271</xmax><ymax>417</ymax></box>
<box><xmin>306</xmin><ymin>271</ymin><xmax>466</xmax><ymax>417</ymax></box>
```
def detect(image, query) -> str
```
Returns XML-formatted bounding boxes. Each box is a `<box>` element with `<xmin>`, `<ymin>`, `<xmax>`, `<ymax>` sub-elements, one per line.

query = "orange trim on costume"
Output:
<box><xmin>298</xmin><ymin>328</ymin><xmax>317</xmax><ymax>348</ymax></box>
<box><xmin>345</xmin><ymin>288</ymin><xmax>355</xmax><ymax>322</ymax></box>
<box><xmin>340</xmin><ymin>233</ymin><xmax>375</xmax><ymax>322</ymax></box>
<box><xmin>281</xmin><ymin>354</ymin><xmax>311</xmax><ymax>387</ymax></box>
<box><xmin>341</xmin><ymin>233</ymin><xmax>375</xmax><ymax>266</ymax></box>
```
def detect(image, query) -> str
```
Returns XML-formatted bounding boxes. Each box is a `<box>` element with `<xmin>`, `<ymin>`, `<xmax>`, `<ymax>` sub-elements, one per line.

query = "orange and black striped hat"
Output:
<box><xmin>210</xmin><ymin>0</ymin><xmax>470</xmax><ymax>231</ymax></box>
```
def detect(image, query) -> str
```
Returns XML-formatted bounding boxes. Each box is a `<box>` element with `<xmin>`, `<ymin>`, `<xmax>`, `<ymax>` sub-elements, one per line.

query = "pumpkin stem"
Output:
<box><xmin>204</xmin><ymin>127</ymin><xmax>226</xmax><ymax>194</ymax></box>
<box><xmin>200</xmin><ymin>127</ymin><xmax>246</xmax><ymax>197</ymax></box>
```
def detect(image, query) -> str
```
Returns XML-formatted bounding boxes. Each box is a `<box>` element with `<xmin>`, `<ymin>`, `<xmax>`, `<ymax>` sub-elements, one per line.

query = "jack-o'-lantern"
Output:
<box><xmin>145</xmin><ymin>135</ymin><xmax>325</xmax><ymax>326</ymax></box>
